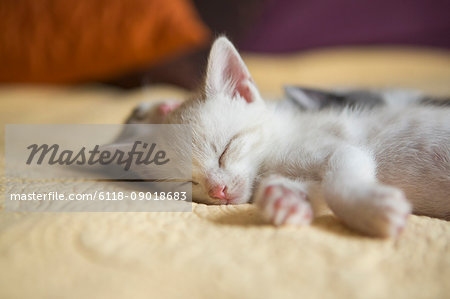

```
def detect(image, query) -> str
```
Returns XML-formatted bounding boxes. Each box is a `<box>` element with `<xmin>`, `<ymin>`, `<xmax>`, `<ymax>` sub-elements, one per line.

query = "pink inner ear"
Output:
<box><xmin>234</xmin><ymin>79</ymin><xmax>254</xmax><ymax>103</ymax></box>
<box><xmin>225</xmin><ymin>54</ymin><xmax>255</xmax><ymax>103</ymax></box>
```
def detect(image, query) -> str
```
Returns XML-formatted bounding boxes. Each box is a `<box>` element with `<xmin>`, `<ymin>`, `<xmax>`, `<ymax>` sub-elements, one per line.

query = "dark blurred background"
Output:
<box><xmin>0</xmin><ymin>0</ymin><xmax>449</xmax><ymax>90</ymax></box>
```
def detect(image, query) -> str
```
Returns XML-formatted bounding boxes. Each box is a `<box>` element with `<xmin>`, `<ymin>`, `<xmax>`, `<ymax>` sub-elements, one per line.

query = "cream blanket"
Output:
<box><xmin>1</xmin><ymin>47</ymin><xmax>449</xmax><ymax>299</ymax></box>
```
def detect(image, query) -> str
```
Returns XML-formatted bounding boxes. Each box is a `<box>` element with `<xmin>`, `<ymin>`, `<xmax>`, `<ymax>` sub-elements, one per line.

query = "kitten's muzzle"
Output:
<box><xmin>208</xmin><ymin>185</ymin><xmax>230</xmax><ymax>203</ymax></box>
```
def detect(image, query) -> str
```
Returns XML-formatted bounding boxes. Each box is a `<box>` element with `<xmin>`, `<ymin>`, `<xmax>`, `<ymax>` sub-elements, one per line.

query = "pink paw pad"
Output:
<box><xmin>260</xmin><ymin>183</ymin><xmax>313</xmax><ymax>226</ymax></box>
<box><xmin>355</xmin><ymin>186</ymin><xmax>412</xmax><ymax>238</ymax></box>
<box><xmin>157</xmin><ymin>102</ymin><xmax>181</xmax><ymax>116</ymax></box>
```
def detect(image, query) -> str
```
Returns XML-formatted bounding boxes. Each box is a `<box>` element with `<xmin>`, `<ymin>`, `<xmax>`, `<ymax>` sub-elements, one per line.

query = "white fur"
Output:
<box><xmin>132</xmin><ymin>37</ymin><xmax>450</xmax><ymax>237</ymax></box>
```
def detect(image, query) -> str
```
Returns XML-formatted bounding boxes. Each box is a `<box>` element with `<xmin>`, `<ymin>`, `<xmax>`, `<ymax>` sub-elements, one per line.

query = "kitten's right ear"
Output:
<box><xmin>284</xmin><ymin>86</ymin><xmax>344</xmax><ymax>110</ymax></box>
<box><xmin>205</xmin><ymin>37</ymin><xmax>261</xmax><ymax>103</ymax></box>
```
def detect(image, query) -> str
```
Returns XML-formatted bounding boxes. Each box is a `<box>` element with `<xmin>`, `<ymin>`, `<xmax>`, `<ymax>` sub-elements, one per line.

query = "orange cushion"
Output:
<box><xmin>0</xmin><ymin>0</ymin><xmax>211</xmax><ymax>83</ymax></box>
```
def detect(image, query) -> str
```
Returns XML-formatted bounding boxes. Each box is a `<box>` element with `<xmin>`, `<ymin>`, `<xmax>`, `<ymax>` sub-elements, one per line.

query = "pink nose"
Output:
<box><xmin>208</xmin><ymin>185</ymin><xmax>227</xmax><ymax>200</ymax></box>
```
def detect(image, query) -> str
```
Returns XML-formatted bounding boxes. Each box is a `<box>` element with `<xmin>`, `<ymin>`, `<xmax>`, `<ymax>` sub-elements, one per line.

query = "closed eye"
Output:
<box><xmin>218</xmin><ymin>141</ymin><xmax>231</xmax><ymax>167</ymax></box>
<box><xmin>219</xmin><ymin>133</ymin><xmax>241</xmax><ymax>167</ymax></box>
<box><xmin>181</xmin><ymin>180</ymin><xmax>199</xmax><ymax>186</ymax></box>
<box><xmin>218</xmin><ymin>127</ymin><xmax>259</xmax><ymax>168</ymax></box>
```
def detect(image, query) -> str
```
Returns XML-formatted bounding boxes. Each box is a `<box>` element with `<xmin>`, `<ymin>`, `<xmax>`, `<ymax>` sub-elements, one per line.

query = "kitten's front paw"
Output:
<box><xmin>127</xmin><ymin>100</ymin><xmax>181</xmax><ymax>124</ymax></box>
<box><xmin>340</xmin><ymin>186</ymin><xmax>412</xmax><ymax>238</ymax></box>
<box><xmin>255</xmin><ymin>178</ymin><xmax>313</xmax><ymax>226</ymax></box>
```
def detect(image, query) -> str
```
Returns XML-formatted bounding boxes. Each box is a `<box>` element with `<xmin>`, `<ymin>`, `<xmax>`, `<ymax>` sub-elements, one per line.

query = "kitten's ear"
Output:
<box><xmin>284</xmin><ymin>86</ymin><xmax>344</xmax><ymax>110</ymax></box>
<box><xmin>205</xmin><ymin>37</ymin><xmax>261</xmax><ymax>103</ymax></box>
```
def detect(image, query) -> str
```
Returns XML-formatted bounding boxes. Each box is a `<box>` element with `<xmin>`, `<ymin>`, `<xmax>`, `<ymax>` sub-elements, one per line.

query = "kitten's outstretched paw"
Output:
<box><xmin>256</xmin><ymin>178</ymin><xmax>313</xmax><ymax>226</ymax></box>
<box><xmin>156</xmin><ymin>101</ymin><xmax>181</xmax><ymax>116</ymax></box>
<box><xmin>368</xmin><ymin>187</ymin><xmax>411</xmax><ymax>238</ymax></box>
<box><xmin>340</xmin><ymin>186</ymin><xmax>412</xmax><ymax>238</ymax></box>
<box><xmin>127</xmin><ymin>100</ymin><xmax>181</xmax><ymax>124</ymax></box>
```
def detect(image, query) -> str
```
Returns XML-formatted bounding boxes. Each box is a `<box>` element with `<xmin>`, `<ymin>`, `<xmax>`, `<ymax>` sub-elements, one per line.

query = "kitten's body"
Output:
<box><xmin>264</xmin><ymin>104</ymin><xmax>449</xmax><ymax>219</ymax></box>
<box><xmin>125</xmin><ymin>37</ymin><xmax>449</xmax><ymax>237</ymax></box>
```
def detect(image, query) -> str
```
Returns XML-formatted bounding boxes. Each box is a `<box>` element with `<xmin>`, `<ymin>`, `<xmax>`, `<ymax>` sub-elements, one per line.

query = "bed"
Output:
<box><xmin>1</xmin><ymin>46</ymin><xmax>449</xmax><ymax>299</ymax></box>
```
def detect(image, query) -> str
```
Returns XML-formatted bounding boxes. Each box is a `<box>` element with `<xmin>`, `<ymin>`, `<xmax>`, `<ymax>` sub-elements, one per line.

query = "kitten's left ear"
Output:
<box><xmin>205</xmin><ymin>37</ymin><xmax>261</xmax><ymax>103</ymax></box>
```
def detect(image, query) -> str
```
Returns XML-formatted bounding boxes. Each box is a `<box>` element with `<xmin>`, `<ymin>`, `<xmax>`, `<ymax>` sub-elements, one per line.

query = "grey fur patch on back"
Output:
<box><xmin>420</xmin><ymin>96</ymin><xmax>450</xmax><ymax>107</ymax></box>
<box><xmin>284</xmin><ymin>86</ymin><xmax>384</xmax><ymax>111</ymax></box>
<box><xmin>284</xmin><ymin>85</ymin><xmax>450</xmax><ymax>111</ymax></box>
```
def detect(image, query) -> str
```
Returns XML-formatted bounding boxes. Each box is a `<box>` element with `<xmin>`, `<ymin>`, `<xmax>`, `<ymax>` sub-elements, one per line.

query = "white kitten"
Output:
<box><xmin>131</xmin><ymin>37</ymin><xmax>450</xmax><ymax>238</ymax></box>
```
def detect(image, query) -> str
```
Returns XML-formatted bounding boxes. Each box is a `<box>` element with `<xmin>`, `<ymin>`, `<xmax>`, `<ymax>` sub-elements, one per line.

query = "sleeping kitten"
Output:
<box><xmin>124</xmin><ymin>37</ymin><xmax>450</xmax><ymax>238</ymax></box>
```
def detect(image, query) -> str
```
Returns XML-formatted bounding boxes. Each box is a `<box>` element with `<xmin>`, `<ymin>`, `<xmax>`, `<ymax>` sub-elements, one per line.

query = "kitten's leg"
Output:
<box><xmin>322</xmin><ymin>145</ymin><xmax>412</xmax><ymax>237</ymax></box>
<box><xmin>254</xmin><ymin>175</ymin><xmax>313</xmax><ymax>226</ymax></box>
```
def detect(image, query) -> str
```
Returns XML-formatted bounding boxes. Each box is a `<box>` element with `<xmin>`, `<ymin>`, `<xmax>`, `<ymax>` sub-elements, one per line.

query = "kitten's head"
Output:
<box><xmin>167</xmin><ymin>37</ymin><xmax>270</xmax><ymax>205</ymax></box>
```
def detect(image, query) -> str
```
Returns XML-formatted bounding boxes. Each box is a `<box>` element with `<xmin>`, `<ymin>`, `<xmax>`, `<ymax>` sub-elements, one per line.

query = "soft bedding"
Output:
<box><xmin>1</xmin><ymin>47</ymin><xmax>449</xmax><ymax>299</ymax></box>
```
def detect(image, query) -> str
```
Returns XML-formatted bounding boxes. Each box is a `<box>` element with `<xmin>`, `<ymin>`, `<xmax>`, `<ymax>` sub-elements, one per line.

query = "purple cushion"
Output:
<box><xmin>239</xmin><ymin>0</ymin><xmax>450</xmax><ymax>53</ymax></box>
